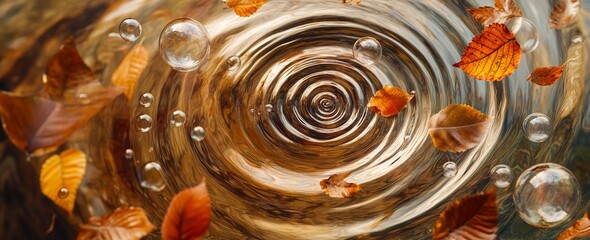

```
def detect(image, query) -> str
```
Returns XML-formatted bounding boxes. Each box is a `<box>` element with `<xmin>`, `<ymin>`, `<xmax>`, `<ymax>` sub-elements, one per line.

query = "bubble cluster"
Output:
<box><xmin>171</xmin><ymin>110</ymin><xmax>187</xmax><ymax>127</ymax></box>
<box><xmin>353</xmin><ymin>37</ymin><xmax>382</xmax><ymax>65</ymax></box>
<box><xmin>490</xmin><ymin>164</ymin><xmax>512</xmax><ymax>188</ymax></box>
<box><xmin>523</xmin><ymin>113</ymin><xmax>552</xmax><ymax>143</ymax></box>
<box><xmin>159</xmin><ymin>18</ymin><xmax>210</xmax><ymax>71</ymax></box>
<box><xmin>140</xmin><ymin>162</ymin><xmax>166</xmax><ymax>192</ymax></box>
<box><xmin>57</xmin><ymin>187</ymin><xmax>69</xmax><ymax>199</ymax></box>
<box><xmin>139</xmin><ymin>93</ymin><xmax>154</xmax><ymax>108</ymax></box>
<box><xmin>119</xmin><ymin>18</ymin><xmax>142</xmax><ymax>42</ymax></box>
<box><xmin>442</xmin><ymin>161</ymin><xmax>457</xmax><ymax>178</ymax></box>
<box><xmin>191</xmin><ymin>126</ymin><xmax>206</xmax><ymax>141</ymax></box>
<box><xmin>135</xmin><ymin>114</ymin><xmax>153</xmax><ymax>133</ymax></box>
<box><xmin>227</xmin><ymin>55</ymin><xmax>241</xmax><ymax>71</ymax></box>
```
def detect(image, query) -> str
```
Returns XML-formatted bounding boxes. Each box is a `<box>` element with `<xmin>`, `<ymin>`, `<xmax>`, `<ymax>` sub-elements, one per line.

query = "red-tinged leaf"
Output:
<box><xmin>77</xmin><ymin>207</ymin><xmax>155</xmax><ymax>240</ymax></box>
<box><xmin>468</xmin><ymin>0</ymin><xmax>522</xmax><ymax>26</ymax></box>
<box><xmin>162</xmin><ymin>180</ymin><xmax>211</xmax><ymax>240</ymax></box>
<box><xmin>558</xmin><ymin>212</ymin><xmax>590</xmax><ymax>240</ymax></box>
<box><xmin>549</xmin><ymin>0</ymin><xmax>580</xmax><ymax>29</ymax></box>
<box><xmin>428</xmin><ymin>104</ymin><xmax>492</xmax><ymax>152</ymax></box>
<box><xmin>527</xmin><ymin>65</ymin><xmax>565</xmax><ymax>86</ymax></box>
<box><xmin>367</xmin><ymin>85</ymin><xmax>414</xmax><ymax>117</ymax></box>
<box><xmin>319</xmin><ymin>172</ymin><xmax>361</xmax><ymax>198</ymax></box>
<box><xmin>433</xmin><ymin>187</ymin><xmax>498</xmax><ymax>240</ymax></box>
<box><xmin>226</xmin><ymin>0</ymin><xmax>267</xmax><ymax>17</ymax></box>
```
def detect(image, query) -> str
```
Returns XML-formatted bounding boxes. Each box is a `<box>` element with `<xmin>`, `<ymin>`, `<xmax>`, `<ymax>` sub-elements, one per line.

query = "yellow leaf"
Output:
<box><xmin>226</xmin><ymin>0</ymin><xmax>267</xmax><ymax>17</ymax></box>
<box><xmin>112</xmin><ymin>44</ymin><xmax>148</xmax><ymax>100</ymax></box>
<box><xmin>77</xmin><ymin>207</ymin><xmax>155</xmax><ymax>240</ymax></box>
<box><xmin>40</xmin><ymin>149</ymin><xmax>87</xmax><ymax>215</ymax></box>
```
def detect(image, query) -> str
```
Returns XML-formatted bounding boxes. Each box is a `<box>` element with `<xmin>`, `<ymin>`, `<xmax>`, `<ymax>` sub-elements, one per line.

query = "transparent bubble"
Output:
<box><xmin>119</xmin><ymin>18</ymin><xmax>142</xmax><ymax>42</ymax></box>
<box><xmin>443</xmin><ymin>161</ymin><xmax>457</xmax><ymax>178</ymax></box>
<box><xmin>410</xmin><ymin>90</ymin><xmax>416</xmax><ymax>95</ymax></box>
<box><xmin>170</xmin><ymin>110</ymin><xmax>186</xmax><ymax>127</ymax></box>
<box><xmin>57</xmin><ymin>187</ymin><xmax>69</xmax><ymax>199</ymax></box>
<box><xmin>353</xmin><ymin>37</ymin><xmax>382</xmax><ymax>65</ymax></box>
<box><xmin>124</xmin><ymin>149</ymin><xmax>134</xmax><ymax>159</ymax></box>
<box><xmin>403</xmin><ymin>135</ymin><xmax>411</xmax><ymax>142</ymax></box>
<box><xmin>523</xmin><ymin>113</ymin><xmax>552</xmax><ymax>143</ymax></box>
<box><xmin>250</xmin><ymin>108</ymin><xmax>255</xmax><ymax>113</ymax></box>
<box><xmin>265</xmin><ymin>104</ymin><xmax>274</xmax><ymax>113</ymax></box>
<box><xmin>572</xmin><ymin>36</ymin><xmax>584</xmax><ymax>44</ymax></box>
<box><xmin>159</xmin><ymin>17</ymin><xmax>210</xmax><ymax>72</ymax></box>
<box><xmin>135</xmin><ymin>114</ymin><xmax>152</xmax><ymax>133</ymax></box>
<box><xmin>139</xmin><ymin>93</ymin><xmax>154</xmax><ymax>108</ymax></box>
<box><xmin>513</xmin><ymin>18</ymin><xmax>539</xmax><ymax>53</ymax></box>
<box><xmin>191</xmin><ymin>126</ymin><xmax>206</xmax><ymax>141</ymax></box>
<box><xmin>140</xmin><ymin>162</ymin><xmax>166</xmax><ymax>192</ymax></box>
<box><xmin>513</xmin><ymin>163</ymin><xmax>581</xmax><ymax>228</ymax></box>
<box><xmin>490</xmin><ymin>164</ymin><xmax>513</xmax><ymax>188</ymax></box>
<box><xmin>227</xmin><ymin>55</ymin><xmax>241</xmax><ymax>71</ymax></box>
<box><xmin>76</xmin><ymin>93</ymin><xmax>90</xmax><ymax>104</ymax></box>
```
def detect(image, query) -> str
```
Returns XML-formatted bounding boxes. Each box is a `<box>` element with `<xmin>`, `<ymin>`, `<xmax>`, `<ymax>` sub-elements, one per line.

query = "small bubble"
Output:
<box><xmin>191</xmin><ymin>126</ymin><xmax>205</xmax><ymax>141</ymax></box>
<box><xmin>57</xmin><ymin>187</ymin><xmax>69</xmax><ymax>199</ymax></box>
<box><xmin>159</xmin><ymin>18</ymin><xmax>210</xmax><ymax>72</ymax></box>
<box><xmin>226</xmin><ymin>55</ymin><xmax>241</xmax><ymax>71</ymax></box>
<box><xmin>513</xmin><ymin>18</ymin><xmax>539</xmax><ymax>53</ymax></box>
<box><xmin>572</xmin><ymin>36</ymin><xmax>584</xmax><ymax>44</ymax></box>
<box><xmin>250</xmin><ymin>108</ymin><xmax>255</xmax><ymax>113</ymax></box>
<box><xmin>404</xmin><ymin>135</ymin><xmax>411</xmax><ymax>142</ymax></box>
<box><xmin>490</xmin><ymin>164</ymin><xmax>513</xmax><ymax>188</ymax></box>
<box><xmin>523</xmin><ymin>113</ymin><xmax>552</xmax><ymax>143</ymax></box>
<box><xmin>135</xmin><ymin>114</ymin><xmax>152</xmax><ymax>133</ymax></box>
<box><xmin>119</xmin><ymin>18</ymin><xmax>142</xmax><ymax>42</ymax></box>
<box><xmin>139</xmin><ymin>93</ymin><xmax>154</xmax><ymax>108</ymax></box>
<box><xmin>410</xmin><ymin>90</ymin><xmax>416</xmax><ymax>95</ymax></box>
<box><xmin>443</xmin><ymin>161</ymin><xmax>457</xmax><ymax>178</ymax></box>
<box><xmin>265</xmin><ymin>104</ymin><xmax>273</xmax><ymax>112</ymax></box>
<box><xmin>124</xmin><ymin>149</ymin><xmax>134</xmax><ymax>159</ymax></box>
<box><xmin>170</xmin><ymin>110</ymin><xmax>186</xmax><ymax>127</ymax></box>
<box><xmin>353</xmin><ymin>37</ymin><xmax>382</xmax><ymax>65</ymax></box>
<box><xmin>77</xmin><ymin>93</ymin><xmax>90</xmax><ymax>104</ymax></box>
<box><xmin>140</xmin><ymin>162</ymin><xmax>166</xmax><ymax>192</ymax></box>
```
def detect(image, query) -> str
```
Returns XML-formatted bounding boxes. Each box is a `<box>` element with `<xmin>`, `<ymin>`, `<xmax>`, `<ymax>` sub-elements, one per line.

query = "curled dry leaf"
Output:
<box><xmin>367</xmin><ymin>85</ymin><xmax>414</xmax><ymax>118</ymax></box>
<box><xmin>549</xmin><ymin>0</ymin><xmax>580</xmax><ymax>29</ymax></box>
<box><xmin>433</xmin><ymin>187</ymin><xmax>498</xmax><ymax>240</ymax></box>
<box><xmin>40</xmin><ymin>149</ymin><xmax>87</xmax><ymax>215</ymax></box>
<box><xmin>226</xmin><ymin>0</ymin><xmax>267</xmax><ymax>17</ymax></box>
<box><xmin>77</xmin><ymin>207</ymin><xmax>155</xmax><ymax>240</ymax></box>
<box><xmin>527</xmin><ymin>65</ymin><xmax>565</xmax><ymax>86</ymax></box>
<box><xmin>428</xmin><ymin>104</ymin><xmax>492</xmax><ymax>152</ymax></box>
<box><xmin>319</xmin><ymin>172</ymin><xmax>361</xmax><ymax>198</ymax></box>
<box><xmin>112</xmin><ymin>44</ymin><xmax>148</xmax><ymax>100</ymax></box>
<box><xmin>468</xmin><ymin>0</ymin><xmax>522</xmax><ymax>26</ymax></box>
<box><xmin>558</xmin><ymin>212</ymin><xmax>590</xmax><ymax>240</ymax></box>
<box><xmin>162</xmin><ymin>180</ymin><xmax>211</xmax><ymax>240</ymax></box>
<box><xmin>453</xmin><ymin>23</ymin><xmax>522</xmax><ymax>81</ymax></box>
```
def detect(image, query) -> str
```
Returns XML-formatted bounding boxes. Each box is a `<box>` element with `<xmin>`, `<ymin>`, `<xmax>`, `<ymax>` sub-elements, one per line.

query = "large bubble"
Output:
<box><xmin>159</xmin><ymin>17</ymin><xmax>210</xmax><ymax>72</ymax></box>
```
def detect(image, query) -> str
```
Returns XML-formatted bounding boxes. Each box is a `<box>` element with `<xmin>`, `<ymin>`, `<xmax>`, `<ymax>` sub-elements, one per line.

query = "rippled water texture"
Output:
<box><xmin>1</xmin><ymin>0</ymin><xmax>590</xmax><ymax>239</ymax></box>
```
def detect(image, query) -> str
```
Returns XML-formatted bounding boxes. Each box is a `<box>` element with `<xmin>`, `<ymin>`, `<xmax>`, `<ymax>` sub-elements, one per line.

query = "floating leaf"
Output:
<box><xmin>549</xmin><ymin>0</ymin><xmax>580</xmax><ymax>29</ymax></box>
<box><xmin>367</xmin><ymin>86</ymin><xmax>414</xmax><ymax>118</ymax></box>
<box><xmin>453</xmin><ymin>23</ymin><xmax>522</xmax><ymax>81</ymax></box>
<box><xmin>433</xmin><ymin>187</ymin><xmax>498</xmax><ymax>240</ymax></box>
<box><xmin>341</xmin><ymin>0</ymin><xmax>361</xmax><ymax>5</ymax></box>
<box><xmin>77</xmin><ymin>207</ymin><xmax>155</xmax><ymax>240</ymax></box>
<box><xmin>428</xmin><ymin>104</ymin><xmax>492</xmax><ymax>152</ymax></box>
<box><xmin>558</xmin><ymin>212</ymin><xmax>590</xmax><ymax>240</ymax></box>
<box><xmin>527</xmin><ymin>65</ymin><xmax>565</xmax><ymax>86</ymax></box>
<box><xmin>162</xmin><ymin>180</ymin><xmax>211</xmax><ymax>240</ymax></box>
<box><xmin>319</xmin><ymin>172</ymin><xmax>361</xmax><ymax>198</ymax></box>
<box><xmin>40</xmin><ymin>149</ymin><xmax>87</xmax><ymax>215</ymax></box>
<box><xmin>468</xmin><ymin>0</ymin><xmax>522</xmax><ymax>26</ymax></box>
<box><xmin>112</xmin><ymin>44</ymin><xmax>148</xmax><ymax>100</ymax></box>
<box><xmin>226</xmin><ymin>0</ymin><xmax>267</xmax><ymax>17</ymax></box>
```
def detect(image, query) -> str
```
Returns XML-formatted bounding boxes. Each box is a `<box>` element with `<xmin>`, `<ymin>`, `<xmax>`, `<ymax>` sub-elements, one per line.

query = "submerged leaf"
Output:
<box><xmin>226</xmin><ymin>0</ymin><xmax>267</xmax><ymax>17</ymax></box>
<box><xmin>320</xmin><ymin>172</ymin><xmax>361</xmax><ymax>198</ymax></box>
<box><xmin>453</xmin><ymin>23</ymin><xmax>522</xmax><ymax>81</ymax></box>
<box><xmin>40</xmin><ymin>149</ymin><xmax>87</xmax><ymax>215</ymax></box>
<box><xmin>112</xmin><ymin>44</ymin><xmax>148</xmax><ymax>100</ymax></box>
<box><xmin>527</xmin><ymin>65</ymin><xmax>565</xmax><ymax>86</ymax></box>
<box><xmin>433</xmin><ymin>187</ymin><xmax>498</xmax><ymax>240</ymax></box>
<box><xmin>558</xmin><ymin>212</ymin><xmax>590</xmax><ymax>240</ymax></box>
<box><xmin>77</xmin><ymin>207</ymin><xmax>155</xmax><ymax>240</ymax></box>
<box><xmin>468</xmin><ymin>0</ymin><xmax>522</xmax><ymax>26</ymax></box>
<box><xmin>428</xmin><ymin>104</ymin><xmax>492</xmax><ymax>152</ymax></box>
<box><xmin>162</xmin><ymin>180</ymin><xmax>211</xmax><ymax>240</ymax></box>
<box><xmin>367</xmin><ymin>86</ymin><xmax>414</xmax><ymax>117</ymax></box>
<box><xmin>549</xmin><ymin>0</ymin><xmax>580</xmax><ymax>29</ymax></box>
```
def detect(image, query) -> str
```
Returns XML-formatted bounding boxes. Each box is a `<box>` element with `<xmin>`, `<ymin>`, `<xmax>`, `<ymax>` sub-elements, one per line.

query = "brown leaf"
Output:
<box><xmin>162</xmin><ymin>180</ymin><xmax>211</xmax><ymax>240</ymax></box>
<box><xmin>77</xmin><ymin>207</ymin><xmax>155</xmax><ymax>240</ymax></box>
<box><xmin>453</xmin><ymin>23</ymin><xmax>522</xmax><ymax>81</ymax></box>
<box><xmin>468</xmin><ymin>0</ymin><xmax>522</xmax><ymax>26</ymax></box>
<box><xmin>432</xmin><ymin>187</ymin><xmax>498</xmax><ymax>240</ymax></box>
<box><xmin>226</xmin><ymin>0</ymin><xmax>267</xmax><ymax>17</ymax></box>
<box><xmin>428</xmin><ymin>104</ymin><xmax>492</xmax><ymax>152</ymax></box>
<box><xmin>549</xmin><ymin>0</ymin><xmax>580</xmax><ymax>29</ymax></box>
<box><xmin>527</xmin><ymin>65</ymin><xmax>565</xmax><ymax>86</ymax></box>
<box><xmin>319</xmin><ymin>172</ymin><xmax>361</xmax><ymax>198</ymax></box>
<box><xmin>112</xmin><ymin>44</ymin><xmax>148</xmax><ymax>100</ymax></box>
<box><xmin>558</xmin><ymin>212</ymin><xmax>590</xmax><ymax>240</ymax></box>
<box><xmin>40</xmin><ymin>149</ymin><xmax>87</xmax><ymax>215</ymax></box>
<box><xmin>367</xmin><ymin>86</ymin><xmax>414</xmax><ymax>118</ymax></box>
<box><xmin>341</xmin><ymin>0</ymin><xmax>361</xmax><ymax>4</ymax></box>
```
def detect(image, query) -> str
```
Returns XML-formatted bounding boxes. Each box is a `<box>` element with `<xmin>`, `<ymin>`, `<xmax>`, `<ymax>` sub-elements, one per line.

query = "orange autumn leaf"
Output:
<box><xmin>428</xmin><ymin>104</ymin><xmax>492</xmax><ymax>152</ymax></box>
<box><xmin>527</xmin><ymin>65</ymin><xmax>565</xmax><ymax>86</ymax></box>
<box><xmin>453</xmin><ymin>23</ymin><xmax>522</xmax><ymax>81</ymax></box>
<box><xmin>468</xmin><ymin>0</ymin><xmax>522</xmax><ymax>26</ymax></box>
<box><xmin>77</xmin><ymin>207</ymin><xmax>155</xmax><ymax>240</ymax></box>
<box><xmin>558</xmin><ymin>212</ymin><xmax>590</xmax><ymax>240</ymax></box>
<box><xmin>162</xmin><ymin>180</ymin><xmax>211</xmax><ymax>240</ymax></box>
<box><xmin>112</xmin><ymin>44</ymin><xmax>148</xmax><ymax>100</ymax></box>
<box><xmin>549</xmin><ymin>0</ymin><xmax>580</xmax><ymax>29</ymax></box>
<box><xmin>367</xmin><ymin>85</ymin><xmax>414</xmax><ymax>117</ymax></box>
<box><xmin>433</xmin><ymin>187</ymin><xmax>498</xmax><ymax>240</ymax></box>
<box><xmin>319</xmin><ymin>172</ymin><xmax>361</xmax><ymax>198</ymax></box>
<box><xmin>226</xmin><ymin>0</ymin><xmax>267</xmax><ymax>17</ymax></box>
<box><xmin>40</xmin><ymin>149</ymin><xmax>87</xmax><ymax>215</ymax></box>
